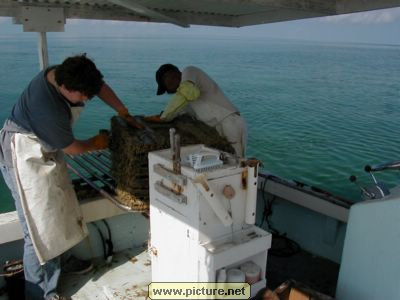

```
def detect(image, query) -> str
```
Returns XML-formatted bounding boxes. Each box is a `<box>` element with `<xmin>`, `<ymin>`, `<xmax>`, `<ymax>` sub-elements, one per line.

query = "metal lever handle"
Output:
<box><xmin>194</xmin><ymin>175</ymin><xmax>233</xmax><ymax>227</ymax></box>
<box><xmin>154</xmin><ymin>181</ymin><xmax>187</xmax><ymax>205</ymax></box>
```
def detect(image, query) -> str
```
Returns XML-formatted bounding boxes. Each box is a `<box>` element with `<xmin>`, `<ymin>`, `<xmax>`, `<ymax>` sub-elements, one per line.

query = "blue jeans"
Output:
<box><xmin>1</xmin><ymin>164</ymin><xmax>61</xmax><ymax>300</ymax></box>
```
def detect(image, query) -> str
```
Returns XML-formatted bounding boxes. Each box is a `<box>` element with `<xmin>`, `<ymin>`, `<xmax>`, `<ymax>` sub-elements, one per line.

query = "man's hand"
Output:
<box><xmin>89</xmin><ymin>131</ymin><xmax>109</xmax><ymax>150</ymax></box>
<box><xmin>143</xmin><ymin>114</ymin><xmax>163</xmax><ymax>123</ymax></box>
<box><xmin>124</xmin><ymin>114</ymin><xmax>145</xmax><ymax>129</ymax></box>
<box><xmin>117</xmin><ymin>107</ymin><xmax>145</xmax><ymax>129</ymax></box>
<box><xmin>63</xmin><ymin>131</ymin><xmax>110</xmax><ymax>154</ymax></box>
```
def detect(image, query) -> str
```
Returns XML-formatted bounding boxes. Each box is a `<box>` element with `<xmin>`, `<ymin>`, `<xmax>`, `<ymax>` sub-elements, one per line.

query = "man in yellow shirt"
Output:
<box><xmin>155</xmin><ymin>64</ymin><xmax>247</xmax><ymax>157</ymax></box>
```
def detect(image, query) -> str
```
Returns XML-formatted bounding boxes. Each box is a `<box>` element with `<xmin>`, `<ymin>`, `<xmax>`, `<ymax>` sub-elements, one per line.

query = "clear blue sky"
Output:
<box><xmin>1</xmin><ymin>7</ymin><xmax>400</xmax><ymax>44</ymax></box>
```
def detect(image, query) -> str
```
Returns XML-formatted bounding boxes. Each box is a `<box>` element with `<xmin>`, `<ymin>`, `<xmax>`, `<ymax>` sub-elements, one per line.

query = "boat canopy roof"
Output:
<box><xmin>1</xmin><ymin>0</ymin><xmax>400</xmax><ymax>28</ymax></box>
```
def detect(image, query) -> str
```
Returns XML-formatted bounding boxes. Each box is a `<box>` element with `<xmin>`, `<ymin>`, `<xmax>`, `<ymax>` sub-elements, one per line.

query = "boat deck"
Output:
<box><xmin>267</xmin><ymin>248</ymin><xmax>339</xmax><ymax>297</ymax></box>
<box><xmin>60</xmin><ymin>247</ymin><xmax>150</xmax><ymax>300</ymax></box>
<box><xmin>0</xmin><ymin>240</ymin><xmax>339</xmax><ymax>300</ymax></box>
<box><xmin>0</xmin><ymin>247</ymin><xmax>150</xmax><ymax>300</ymax></box>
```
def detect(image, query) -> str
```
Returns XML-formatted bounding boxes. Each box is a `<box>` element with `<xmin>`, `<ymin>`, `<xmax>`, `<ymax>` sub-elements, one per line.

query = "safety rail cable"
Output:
<box><xmin>259</xmin><ymin>172</ymin><xmax>352</xmax><ymax>209</ymax></box>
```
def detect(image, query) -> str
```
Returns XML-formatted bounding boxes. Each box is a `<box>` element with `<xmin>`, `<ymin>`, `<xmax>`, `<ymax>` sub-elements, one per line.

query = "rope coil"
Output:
<box><xmin>1</xmin><ymin>260</ymin><xmax>23</xmax><ymax>278</ymax></box>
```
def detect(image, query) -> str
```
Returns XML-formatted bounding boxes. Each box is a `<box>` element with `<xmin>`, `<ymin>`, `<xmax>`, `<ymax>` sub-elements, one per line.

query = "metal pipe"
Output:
<box><xmin>80</xmin><ymin>153</ymin><xmax>114</xmax><ymax>180</ymax></box>
<box><xmin>175</xmin><ymin>134</ymin><xmax>181</xmax><ymax>162</ymax></box>
<box><xmin>169</xmin><ymin>128</ymin><xmax>176</xmax><ymax>156</ymax></box>
<box><xmin>93</xmin><ymin>153</ymin><xmax>112</xmax><ymax>169</ymax></box>
<box><xmin>100</xmin><ymin>150</ymin><xmax>112</xmax><ymax>159</ymax></box>
<box><xmin>38</xmin><ymin>32</ymin><xmax>49</xmax><ymax>70</ymax></box>
<box><xmin>66</xmin><ymin>163</ymin><xmax>133</xmax><ymax>212</ymax></box>
<box><xmin>174</xmin><ymin>134</ymin><xmax>181</xmax><ymax>174</ymax></box>
<box><xmin>259</xmin><ymin>172</ymin><xmax>352</xmax><ymax>208</ymax></box>
<box><xmin>67</xmin><ymin>154</ymin><xmax>115</xmax><ymax>191</ymax></box>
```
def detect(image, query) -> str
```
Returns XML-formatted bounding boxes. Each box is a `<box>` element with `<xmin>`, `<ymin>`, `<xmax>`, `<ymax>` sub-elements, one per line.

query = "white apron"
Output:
<box><xmin>11</xmin><ymin>104</ymin><xmax>88</xmax><ymax>264</ymax></box>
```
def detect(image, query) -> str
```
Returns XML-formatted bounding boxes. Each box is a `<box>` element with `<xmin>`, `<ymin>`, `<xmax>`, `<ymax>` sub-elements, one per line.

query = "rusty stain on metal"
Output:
<box><xmin>144</xmin><ymin>260</ymin><xmax>151</xmax><ymax>266</ymax></box>
<box><xmin>77</xmin><ymin>217</ymin><xmax>84</xmax><ymax>230</ymax></box>
<box><xmin>246</xmin><ymin>158</ymin><xmax>262</xmax><ymax>177</ymax></box>
<box><xmin>172</xmin><ymin>183</ymin><xmax>184</xmax><ymax>194</ymax></box>
<box><xmin>149</xmin><ymin>247</ymin><xmax>158</xmax><ymax>257</ymax></box>
<box><xmin>242</xmin><ymin>169</ymin><xmax>248</xmax><ymax>190</ymax></box>
<box><xmin>201</xmin><ymin>181</ymin><xmax>210</xmax><ymax>191</ymax></box>
<box><xmin>196</xmin><ymin>175</ymin><xmax>210</xmax><ymax>192</ymax></box>
<box><xmin>129</xmin><ymin>257</ymin><xmax>138</xmax><ymax>264</ymax></box>
<box><xmin>133</xmin><ymin>289</ymin><xmax>149</xmax><ymax>298</ymax></box>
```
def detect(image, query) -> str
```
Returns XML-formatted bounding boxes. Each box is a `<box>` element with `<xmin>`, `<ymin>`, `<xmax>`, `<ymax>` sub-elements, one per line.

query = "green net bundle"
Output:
<box><xmin>110</xmin><ymin>114</ymin><xmax>234</xmax><ymax>210</ymax></box>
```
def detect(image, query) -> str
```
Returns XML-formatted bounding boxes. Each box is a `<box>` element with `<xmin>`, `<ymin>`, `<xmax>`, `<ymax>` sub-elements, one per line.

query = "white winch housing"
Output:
<box><xmin>148</xmin><ymin>144</ymin><xmax>271</xmax><ymax>297</ymax></box>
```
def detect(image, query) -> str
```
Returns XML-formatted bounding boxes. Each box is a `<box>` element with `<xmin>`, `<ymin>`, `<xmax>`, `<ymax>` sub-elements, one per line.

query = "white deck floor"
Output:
<box><xmin>60</xmin><ymin>247</ymin><xmax>151</xmax><ymax>300</ymax></box>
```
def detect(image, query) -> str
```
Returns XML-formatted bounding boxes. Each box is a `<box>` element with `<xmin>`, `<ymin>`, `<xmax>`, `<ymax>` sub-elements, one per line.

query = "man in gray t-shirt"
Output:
<box><xmin>0</xmin><ymin>55</ymin><xmax>141</xmax><ymax>300</ymax></box>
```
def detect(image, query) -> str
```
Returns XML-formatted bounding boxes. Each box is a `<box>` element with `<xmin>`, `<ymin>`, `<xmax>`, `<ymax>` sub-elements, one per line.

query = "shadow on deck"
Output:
<box><xmin>266</xmin><ymin>236</ymin><xmax>340</xmax><ymax>298</ymax></box>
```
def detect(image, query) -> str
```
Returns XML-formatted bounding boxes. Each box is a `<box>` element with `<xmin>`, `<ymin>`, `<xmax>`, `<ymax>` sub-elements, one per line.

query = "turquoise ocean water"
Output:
<box><xmin>0</xmin><ymin>36</ymin><xmax>399</xmax><ymax>212</ymax></box>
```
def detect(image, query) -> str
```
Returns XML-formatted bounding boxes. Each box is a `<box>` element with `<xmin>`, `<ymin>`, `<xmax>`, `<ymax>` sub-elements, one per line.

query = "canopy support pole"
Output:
<box><xmin>38</xmin><ymin>32</ymin><xmax>49</xmax><ymax>70</ymax></box>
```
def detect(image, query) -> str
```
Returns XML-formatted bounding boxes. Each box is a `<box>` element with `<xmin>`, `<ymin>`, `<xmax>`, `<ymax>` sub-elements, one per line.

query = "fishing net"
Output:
<box><xmin>110</xmin><ymin>114</ymin><xmax>234</xmax><ymax>211</ymax></box>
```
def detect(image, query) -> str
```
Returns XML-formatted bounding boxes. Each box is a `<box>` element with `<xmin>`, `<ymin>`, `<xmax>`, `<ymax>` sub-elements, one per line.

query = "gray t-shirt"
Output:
<box><xmin>10</xmin><ymin>67</ymin><xmax>74</xmax><ymax>148</ymax></box>
<box><xmin>0</xmin><ymin>67</ymin><xmax>74</xmax><ymax>166</ymax></box>
<box><xmin>181</xmin><ymin>66</ymin><xmax>239</xmax><ymax>127</ymax></box>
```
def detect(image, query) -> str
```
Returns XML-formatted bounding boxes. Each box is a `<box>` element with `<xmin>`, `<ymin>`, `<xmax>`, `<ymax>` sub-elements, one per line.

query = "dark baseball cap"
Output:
<box><xmin>155</xmin><ymin>64</ymin><xmax>180</xmax><ymax>95</ymax></box>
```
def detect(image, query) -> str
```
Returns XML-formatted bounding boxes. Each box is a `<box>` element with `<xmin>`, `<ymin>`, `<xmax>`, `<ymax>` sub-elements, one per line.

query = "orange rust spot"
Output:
<box><xmin>242</xmin><ymin>169</ymin><xmax>248</xmax><ymax>189</ymax></box>
<box><xmin>149</xmin><ymin>247</ymin><xmax>158</xmax><ymax>257</ymax></box>
<box><xmin>246</xmin><ymin>159</ymin><xmax>261</xmax><ymax>176</ymax></box>
<box><xmin>144</xmin><ymin>260</ymin><xmax>151</xmax><ymax>266</ymax></box>
<box><xmin>130</xmin><ymin>257</ymin><xmax>138</xmax><ymax>264</ymax></box>
<box><xmin>172</xmin><ymin>183</ymin><xmax>184</xmax><ymax>194</ymax></box>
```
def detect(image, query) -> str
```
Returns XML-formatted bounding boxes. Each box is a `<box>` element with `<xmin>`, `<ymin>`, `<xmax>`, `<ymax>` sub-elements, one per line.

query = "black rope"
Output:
<box><xmin>92</xmin><ymin>223</ymin><xmax>107</xmax><ymax>260</ymax></box>
<box><xmin>92</xmin><ymin>221</ymin><xmax>114</xmax><ymax>262</ymax></box>
<box><xmin>259</xmin><ymin>177</ymin><xmax>301</xmax><ymax>257</ymax></box>
<box><xmin>102</xmin><ymin>220</ymin><xmax>114</xmax><ymax>262</ymax></box>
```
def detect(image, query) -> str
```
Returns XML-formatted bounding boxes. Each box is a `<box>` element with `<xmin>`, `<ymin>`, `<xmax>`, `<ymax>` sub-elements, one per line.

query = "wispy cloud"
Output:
<box><xmin>322</xmin><ymin>7</ymin><xmax>400</xmax><ymax>24</ymax></box>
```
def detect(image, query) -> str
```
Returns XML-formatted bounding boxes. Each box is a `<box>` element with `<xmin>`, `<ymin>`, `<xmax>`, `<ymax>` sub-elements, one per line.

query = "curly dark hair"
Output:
<box><xmin>55</xmin><ymin>54</ymin><xmax>104</xmax><ymax>98</ymax></box>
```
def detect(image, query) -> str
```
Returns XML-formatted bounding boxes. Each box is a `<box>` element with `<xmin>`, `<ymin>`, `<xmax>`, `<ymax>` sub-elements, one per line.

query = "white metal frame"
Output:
<box><xmin>259</xmin><ymin>176</ymin><xmax>349</xmax><ymax>223</ymax></box>
<box><xmin>1</xmin><ymin>0</ymin><xmax>400</xmax><ymax>27</ymax></box>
